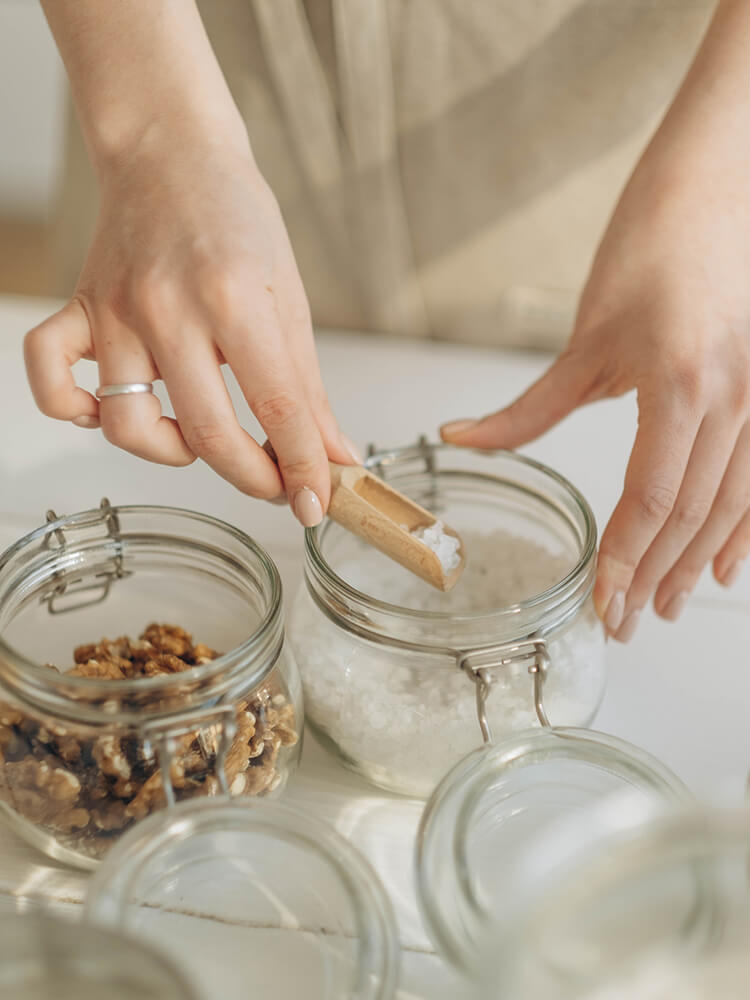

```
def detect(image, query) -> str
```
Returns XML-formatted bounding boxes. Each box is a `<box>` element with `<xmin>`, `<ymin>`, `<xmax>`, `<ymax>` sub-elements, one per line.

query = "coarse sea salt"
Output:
<box><xmin>290</xmin><ymin>528</ymin><xmax>606</xmax><ymax>797</ymax></box>
<box><xmin>411</xmin><ymin>520</ymin><xmax>461</xmax><ymax>573</ymax></box>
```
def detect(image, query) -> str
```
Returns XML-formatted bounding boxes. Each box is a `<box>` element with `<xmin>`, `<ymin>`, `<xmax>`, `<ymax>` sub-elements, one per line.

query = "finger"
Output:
<box><xmin>654</xmin><ymin>422</ymin><xmax>750</xmax><ymax>611</ymax></box>
<box><xmin>440</xmin><ymin>349</ymin><xmax>600</xmax><ymax>450</ymax></box>
<box><xmin>619</xmin><ymin>416</ymin><xmax>740</xmax><ymax>631</ymax></box>
<box><xmin>714</xmin><ymin>512</ymin><xmax>750</xmax><ymax>586</ymax></box>
<box><xmin>713</xmin><ymin>482</ymin><xmax>750</xmax><ymax>586</ymax></box>
<box><xmin>152</xmin><ymin>332</ymin><xmax>283</xmax><ymax>499</ymax></box>
<box><xmin>595</xmin><ymin>386</ymin><xmax>702</xmax><ymax>633</ymax></box>
<box><xmin>24</xmin><ymin>299</ymin><xmax>100</xmax><ymax>426</ymax></box>
<box><xmin>95</xmin><ymin>323</ymin><xmax>194</xmax><ymax>467</ymax></box>
<box><xmin>220</xmin><ymin>291</ymin><xmax>332</xmax><ymax>523</ymax></box>
<box><xmin>290</xmin><ymin>310</ymin><xmax>362</xmax><ymax>465</ymax></box>
<box><xmin>278</xmin><ymin>283</ymin><xmax>359</xmax><ymax>465</ymax></box>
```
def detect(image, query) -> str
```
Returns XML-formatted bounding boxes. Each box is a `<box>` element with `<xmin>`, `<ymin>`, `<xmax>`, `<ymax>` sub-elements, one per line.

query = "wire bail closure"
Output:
<box><xmin>41</xmin><ymin>497</ymin><xmax>129</xmax><ymax>615</ymax></box>
<box><xmin>459</xmin><ymin>637</ymin><xmax>552</xmax><ymax>744</ymax></box>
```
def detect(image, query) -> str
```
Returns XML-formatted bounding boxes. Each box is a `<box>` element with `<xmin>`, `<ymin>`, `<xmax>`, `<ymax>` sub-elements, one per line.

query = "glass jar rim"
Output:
<box><xmin>0</xmin><ymin>504</ymin><xmax>284</xmax><ymax>717</ymax></box>
<box><xmin>304</xmin><ymin>443</ymin><xmax>597</xmax><ymax>634</ymax></box>
<box><xmin>0</xmin><ymin>910</ymin><xmax>201</xmax><ymax>999</ymax></box>
<box><xmin>414</xmin><ymin>727</ymin><xmax>693</xmax><ymax>972</ymax></box>
<box><xmin>480</xmin><ymin>803</ymin><xmax>750</xmax><ymax>997</ymax></box>
<box><xmin>85</xmin><ymin>797</ymin><xmax>400</xmax><ymax>1000</ymax></box>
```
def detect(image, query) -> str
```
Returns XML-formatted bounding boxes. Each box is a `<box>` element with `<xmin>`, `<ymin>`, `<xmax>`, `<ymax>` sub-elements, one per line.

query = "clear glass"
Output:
<box><xmin>416</xmin><ymin>731</ymin><xmax>692</xmax><ymax>974</ymax></box>
<box><xmin>475</xmin><ymin>803</ymin><xmax>750</xmax><ymax>999</ymax></box>
<box><xmin>86</xmin><ymin>797</ymin><xmax>399</xmax><ymax>1000</ymax></box>
<box><xmin>0</xmin><ymin>911</ymin><xmax>198</xmax><ymax>999</ymax></box>
<box><xmin>0</xmin><ymin>504</ymin><xmax>302</xmax><ymax>868</ymax></box>
<box><xmin>288</xmin><ymin>442</ymin><xmax>605</xmax><ymax>796</ymax></box>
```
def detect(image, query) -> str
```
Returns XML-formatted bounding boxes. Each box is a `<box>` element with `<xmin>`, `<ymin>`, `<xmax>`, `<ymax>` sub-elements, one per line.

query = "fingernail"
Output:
<box><xmin>616</xmin><ymin>609</ymin><xmax>640</xmax><ymax>643</ymax></box>
<box><xmin>721</xmin><ymin>561</ymin><xmax>742</xmax><ymax>587</ymax></box>
<box><xmin>440</xmin><ymin>419</ymin><xmax>479</xmax><ymax>437</ymax></box>
<box><xmin>604</xmin><ymin>590</ymin><xmax>625</xmax><ymax>633</ymax></box>
<box><xmin>662</xmin><ymin>589</ymin><xmax>689</xmax><ymax>622</ymax></box>
<box><xmin>341</xmin><ymin>433</ymin><xmax>363</xmax><ymax>465</ymax></box>
<box><xmin>293</xmin><ymin>487</ymin><xmax>323</xmax><ymax>527</ymax></box>
<box><xmin>72</xmin><ymin>415</ymin><xmax>100</xmax><ymax>429</ymax></box>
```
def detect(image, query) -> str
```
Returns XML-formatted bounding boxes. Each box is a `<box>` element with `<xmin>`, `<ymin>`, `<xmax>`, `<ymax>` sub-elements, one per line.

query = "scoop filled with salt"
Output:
<box><xmin>328</xmin><ymin>463</ymin><xmax>465</xmax><ymax>591</ymax></box>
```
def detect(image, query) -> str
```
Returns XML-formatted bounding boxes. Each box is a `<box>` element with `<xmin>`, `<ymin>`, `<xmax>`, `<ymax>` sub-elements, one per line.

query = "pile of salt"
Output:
<box><xmin>410</xmin><ymin>521</ymin><xmax>461</xmax><ymax>573</ymax></box>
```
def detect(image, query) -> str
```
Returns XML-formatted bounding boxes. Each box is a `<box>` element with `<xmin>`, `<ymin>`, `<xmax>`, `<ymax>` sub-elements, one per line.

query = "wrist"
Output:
<box><xmin>85</xmin><ymin>101</ymin><xmax>252</xmax><ymax>180</ymax></box>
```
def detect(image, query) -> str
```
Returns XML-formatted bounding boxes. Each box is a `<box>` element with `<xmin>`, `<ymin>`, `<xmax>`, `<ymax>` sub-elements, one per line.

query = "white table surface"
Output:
<box><xmin>1</xmin><ymin>295</ymin><xmax>749</xmax><ymax>998</ymax></box>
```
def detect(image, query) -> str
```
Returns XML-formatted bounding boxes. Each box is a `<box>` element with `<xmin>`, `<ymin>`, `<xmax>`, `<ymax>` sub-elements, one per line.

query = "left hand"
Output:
<box><xmin>442</xmin><ymin>146</ymin><xmax>750</xmax><ymax>642</ymax></box>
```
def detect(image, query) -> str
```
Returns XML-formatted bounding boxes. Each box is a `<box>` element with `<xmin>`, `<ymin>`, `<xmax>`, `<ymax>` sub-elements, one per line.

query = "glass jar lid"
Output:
<box><xmin>475</xmin><ymin>803</ymin><xmax>750</xmax><ymax>998</ymax></box>
<box><xmin>86</xmin><ymin>797</ymin><xmax>399</xmax><ymax>1000</ymax></box>
<box><xmin>0</xmin><ymin>910</ymin><xmax>198</xmax><ymax>999</ymax></box>
<box><xmin>415</xmin><ymin>726</ymin><xmax>693</xmax><ymax>972</ymax></box>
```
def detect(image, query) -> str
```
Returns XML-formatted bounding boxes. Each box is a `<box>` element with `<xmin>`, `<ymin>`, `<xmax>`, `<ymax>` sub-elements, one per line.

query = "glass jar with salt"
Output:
<box><xmin>288</xmin><ymin>439</ymin><xmax>607</xmax><ymax>797</ymax></box>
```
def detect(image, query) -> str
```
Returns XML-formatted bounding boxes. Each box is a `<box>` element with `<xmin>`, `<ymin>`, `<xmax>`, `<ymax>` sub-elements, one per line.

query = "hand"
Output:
<box><xmin>24</xmin><ymin>128</ymin><xmax>357</xmax><ymax>525</ymax></box>
<box><xmin>442</xmin><ymin>150</ymin><xmax>750</xmax><ymax>640</ymax></box>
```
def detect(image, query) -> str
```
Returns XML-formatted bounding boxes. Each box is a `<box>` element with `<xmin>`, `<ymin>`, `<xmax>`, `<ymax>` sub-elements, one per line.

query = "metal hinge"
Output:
<box><xmin>41</xmin><ymin>497</ymin><xmax>129</xmax><ymax>614</ymax></box>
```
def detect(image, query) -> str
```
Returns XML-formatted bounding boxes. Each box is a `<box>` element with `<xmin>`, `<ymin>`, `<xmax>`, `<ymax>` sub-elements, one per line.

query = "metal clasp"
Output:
<box><xmin>140</xmin><ymin>704</ymin><xmax>238</xmax><ymax>807</ymax></box>
<box><xmin>366</xmin><ymin>434</ymin><xmax>437</xmax><ymax>480</ymax></box>
<box><xmin>459</xmin><ymin>637</ymin><xmax>551</xmax><ymax>744</ymax></box>
<box><xmin>41</xmin><ymin>497</ymin><xmax>129</xmax><ymax>614</ymax></box>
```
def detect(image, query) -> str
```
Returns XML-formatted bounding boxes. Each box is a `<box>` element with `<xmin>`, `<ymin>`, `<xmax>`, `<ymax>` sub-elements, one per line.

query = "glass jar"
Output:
<box><xmin>0</xmin><ymin>910</ymin><xmax>198</xmax><ymax>999</ymax></box>
<box><xmin>288</xmin><ymin>439</ymin><xmax>605</xmax><ymax>796</ymax></box>
<box><xmin>86</xmin><ymin>796</ymin><xmax>399</xmax><ymax>1000</ymax></box>
<box><xmin>415</xmin><ymin>729</ymin><xmax>693</xmax><ymax>977</ymax></box>
<box><xmin>473</xmin><ymin>802</ymin><xmax>750</xmax><ymax>999</ymax></box>
<box><xmin>0</xmin><ymin>500</ymin><xmax>302</xmax><ymax>868</ymax></box>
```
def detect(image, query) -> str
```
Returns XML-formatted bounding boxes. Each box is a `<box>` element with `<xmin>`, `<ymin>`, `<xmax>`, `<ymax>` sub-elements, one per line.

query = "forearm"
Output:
<box><xmin>643</xmin><ymin>0</ymin><xmax>750</xmax><ymax>182</ymax></box>
<box><xmin>40</xmin><ymin>0</ymin><xmax>249</xmax><ymax>170</ymax></box>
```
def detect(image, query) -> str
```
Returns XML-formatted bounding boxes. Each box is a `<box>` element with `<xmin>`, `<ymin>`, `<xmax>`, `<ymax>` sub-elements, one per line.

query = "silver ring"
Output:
<box><xmin>95</xmin><ymin>382</ymin><xmax>154</xmax><ymax>399</ymax></box>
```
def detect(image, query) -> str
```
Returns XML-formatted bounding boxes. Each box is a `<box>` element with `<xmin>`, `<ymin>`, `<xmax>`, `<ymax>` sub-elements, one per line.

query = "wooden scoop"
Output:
<box><xmin>327</xmin><ymin>463</ymin><xmax>465</xmax><ymax>592</ymax></box>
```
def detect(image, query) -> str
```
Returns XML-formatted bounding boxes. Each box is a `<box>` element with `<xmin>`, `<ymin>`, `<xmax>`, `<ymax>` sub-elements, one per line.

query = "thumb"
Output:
<box><xmin>24</xmin><ymin>298</ymin><xmax>99</xmax><ymax>425</ymax></box>
<box><xmin>440</xmin><ymin>349</ymin><xmax>596</xmax><ymax>450</ymax></box>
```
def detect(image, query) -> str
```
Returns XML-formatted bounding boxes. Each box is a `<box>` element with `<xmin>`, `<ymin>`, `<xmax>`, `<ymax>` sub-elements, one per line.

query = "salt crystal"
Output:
<box><xmin>411</xmin><ymin>520</ymin><xmax>461</xmax><ymax>573</ymax></box>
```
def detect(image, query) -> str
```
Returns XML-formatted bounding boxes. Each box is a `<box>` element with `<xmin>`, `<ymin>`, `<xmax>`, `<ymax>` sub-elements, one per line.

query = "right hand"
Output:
<box><xmin>24</xmin><ymin>127</ymin><xmax>357</xmax><ymax>526</ymax></box>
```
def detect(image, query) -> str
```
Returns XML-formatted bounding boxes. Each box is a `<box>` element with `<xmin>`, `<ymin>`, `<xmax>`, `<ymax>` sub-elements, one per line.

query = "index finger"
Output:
<box><xmin>24</xmin><ymin>299</ymin><xmax>99</xmax><ymax>424</ymax></box>
<box><xmin>595</xmin><ymin>388</ymin><xmax>701</xmax><ymax>629</ymax></box>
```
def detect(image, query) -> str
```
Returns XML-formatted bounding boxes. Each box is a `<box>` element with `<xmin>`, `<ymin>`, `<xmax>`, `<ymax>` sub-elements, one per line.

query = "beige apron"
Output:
<box><xmin>53</xmin><ymin>0</ymin><xmax>714</xmax><ymax>348</ymax></box>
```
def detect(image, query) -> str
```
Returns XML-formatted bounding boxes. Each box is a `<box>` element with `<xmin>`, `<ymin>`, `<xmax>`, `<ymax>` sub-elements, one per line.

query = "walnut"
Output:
<box><xmin>140</xmin><ymin>624</ymin><xmax>193</xmax><ymax>658</ymax></box>
<box><xmin>68</xmin><ymin>658</ymin><xmax>127</xmax><ymax>680</ymax></box>
<box><xmin>124</xmin><ymin>770</ymin><xmax>165</xmax><ymax>821</ymax></box>
<box><xmin>92</xmin><ymin>736</ymin><xmax>131</xmax><ymax>780</ymax></box>
<box><xmin>2</xmin><ymin>755</ymin><xmax>88</xmax><ymax>832</ymax></box>
<box><xmin>90</xmin><ymin>799</ymin><xmax>131</xmax><ymax>832</ymax></box>
<box><xmin>139</xmin><ymin>653</ymin><xmax>189</xmax><ymax>678</ymax></box>
<box><xmin>191</xmin><ymin>643</ymin><xmax>218</xmax><ymax>664</ymax></box>
<box><xmin>0</xmin><ymin>623</ymin><xmax>298</xmax><ymax>860</ymax></box>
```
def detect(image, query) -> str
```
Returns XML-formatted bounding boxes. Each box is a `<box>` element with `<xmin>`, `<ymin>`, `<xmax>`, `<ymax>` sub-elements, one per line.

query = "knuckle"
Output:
<box><xmin>630</xmin><ymin>484</ymin><xmax>677</xmax><ymax>524</ymax></box>
<box><xmin>253</xmin><ymin>390</ymin><xmax>300</xmax><ymax>430</ymax></box>
<box><xmin>183</xmin><ymin>423</ymin><xmax>229</xmax><ymax>461</ymax></box>
<box><xmin>672</xmin><ymin>499</ymin><xmax>711</xmax><ymax>533</ymax></box>
<box><xmin>132</xmin><ymin>272</ymin><xmax>176</xmax><ymax>328</ymax></box>
<box><xmin>727</xmin><ymin>371</ymin><xmax>750</xmax><ymax>417</ymax></box>
<box><xmin>279</xmin><ymin>455</ymin><xmax>324</xmax><ymax>485</ymax></box>
<box><xmin>667</xmin><ymin>362</ymin><xmax>705</xmax><ymax>409</ymax></box>
<box><xmin>717</xmin><ymin>488</ymin><xmax>750</xmax><ymax>524</ymax></box>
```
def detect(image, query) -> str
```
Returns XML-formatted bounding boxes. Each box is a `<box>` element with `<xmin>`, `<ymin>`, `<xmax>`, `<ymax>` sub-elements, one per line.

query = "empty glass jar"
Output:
<box><xmin>473</xmin><ymin>801</ymin><xmax>750</xmax><ymax>999</ymax></box>
<box><xmin>87</xmin><ymin>796</ymin><xmax>399</xmax><ymax>1000</ymax></box>
<box><xmin>289</xmin><ymin>440</ymin><xmax>606</xmax><ymax>796</ymax></box>
<box><xmin>0</xmin><ymin>911</ymin><xmax>198</xmax><ymax>999</ymax></box>
<box><xmin>0</xmin><ymin>500</ymin><xmax>302</xmax><ymax>867</ymax></box>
